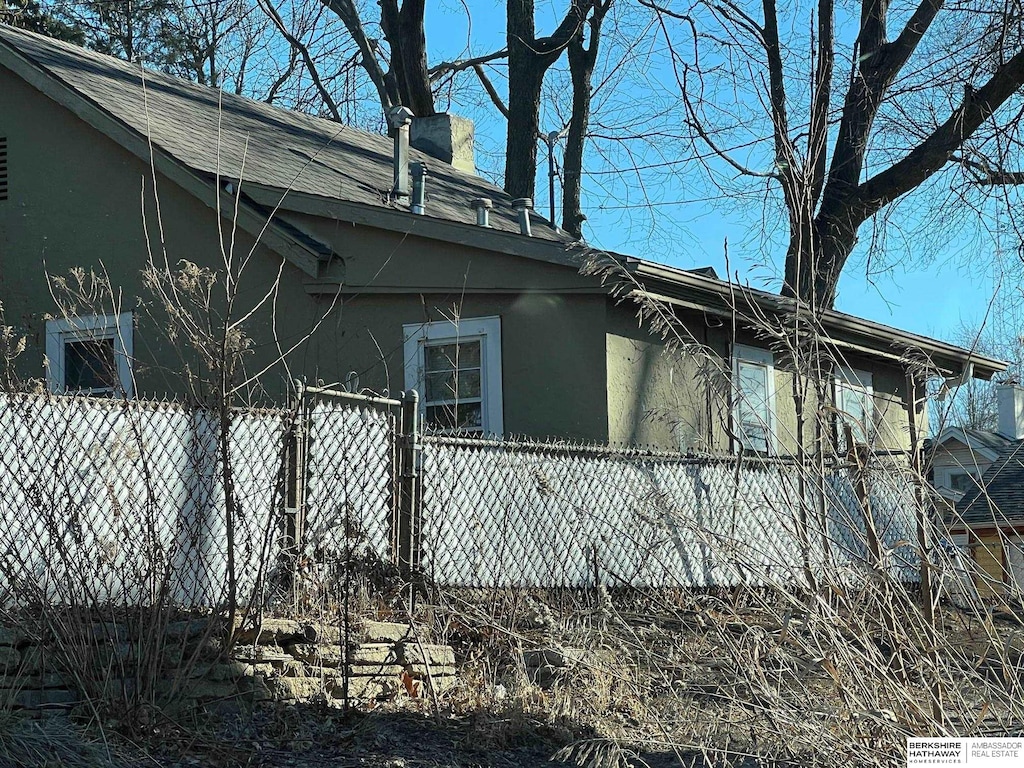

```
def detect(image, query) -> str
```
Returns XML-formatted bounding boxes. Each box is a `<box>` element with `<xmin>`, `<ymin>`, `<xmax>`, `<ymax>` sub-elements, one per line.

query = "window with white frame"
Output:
<box><xmin>45</xmin><ymin>313</ymin><xmax>134</xmax><ymax>397</ymax></box>
<box><xmin>732</xmin><ymin>344</ymin><xmax>776</xmax><ymax>454</ymax></box>
<box><xmin>403</xmin><ymin>316</ymin><xmax>503</xmax><ymax>435</ymax></box>
<box><xmin>935</xmin><ymin>467</ymin><xmax>980</xmax><ymax>494</ymax></box>
<box><xmin>835</xmin><ymin>366</ymin><xmax>874</xmax><ymax>446</ymax></box>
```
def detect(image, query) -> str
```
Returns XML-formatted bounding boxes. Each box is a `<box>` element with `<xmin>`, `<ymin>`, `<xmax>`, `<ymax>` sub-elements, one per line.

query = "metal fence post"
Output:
<box><xmin>282</xmin><ymin>382</ymin><xmax>308</xmax><ymax>604</ymax></box>
<box><xmin>396</xmin><ymin>390</ymin><xmax>422</xmax><ymax>605</ymax></box>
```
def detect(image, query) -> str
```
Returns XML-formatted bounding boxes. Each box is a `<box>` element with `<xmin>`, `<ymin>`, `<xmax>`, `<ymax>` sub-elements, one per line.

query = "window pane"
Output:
<box><xmin>65</xmin><ymin>338</ymin><xmax>116</xmax><ymax>391</ymax></box>
<box><xmin>426</xmin><ymin>402</ymin><xmax>483</xmax><ymax>431</ymax></box>
<box><xmin>736</xmin><ymin>361</ymin><xmax>769</xmax><ymax>452</ymax></box>
<box><xmin>838</xmin><ymin>383</ymin><xmax>872</xmax><ymax>444</ymax></box>
<box><xmin>425</xmin><ymin>340</ymin><xmax>481</xmax><ymax>371</ymax></box>
<box><xmin>950</xmin><ymin>472</ymin><xmax>978</xmax><ymax>493</ymax></box>
<box><xmin>425</xmin><ymin>369</ymin><xmax>482</xmax><ymax>401</ymax></box>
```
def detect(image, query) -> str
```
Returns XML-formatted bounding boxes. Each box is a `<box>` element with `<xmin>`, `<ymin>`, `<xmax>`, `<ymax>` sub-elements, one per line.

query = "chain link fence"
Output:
<box><xmin>0</xmin><ymin>392</ymin><xmax>291</xmax><ymax>610</ymax></box>
<box><xmin>0</xmin><ymin>388</ymin><xmax>926</xmax><ymax>612</ymax></box>
<box><xmin>419</xmin><ymin>436</ymin><xmax>921</xmax><ymax>589</ymax></box>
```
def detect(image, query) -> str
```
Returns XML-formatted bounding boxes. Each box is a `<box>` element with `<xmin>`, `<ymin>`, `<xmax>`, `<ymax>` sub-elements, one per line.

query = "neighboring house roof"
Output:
<box><xmin>0</xmin><ymin>23</ymin><xmax>567</xmax><ymax>247</ymax></box>
<box><xmin>956</xmin><ymin>441</ymin><xmax>1024</xmax><ymax>528</ymax></box>
<box><xmin>0</xmin><ymin>23</ymin><xmax>1007</xmax><ymax>381</ymax></box>
<box><xmin>928</xmin><ymin>427</ymin><xmax>1015</xmax><ymax>463</ymax></box>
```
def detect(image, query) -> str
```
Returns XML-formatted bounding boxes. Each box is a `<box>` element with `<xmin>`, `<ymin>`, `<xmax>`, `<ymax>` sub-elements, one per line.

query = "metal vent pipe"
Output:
<box><xmin>511</xmin><ymin>198</ymin><xmax>533</xmax><ymax>237</ymax></box>
<box><xmin>471</xmin><ymin>197</ymin><xmax>493</xmax><ymax>227</ymax></box>
<box><xmin>411</xmin><ymin>162</ymin><xmax>428</xmax><ymax>215</ymax></box>
<box><xmin>388</xmin><ymin>106</ymin><xmax>414</xmax><ymax>199</ymax></box>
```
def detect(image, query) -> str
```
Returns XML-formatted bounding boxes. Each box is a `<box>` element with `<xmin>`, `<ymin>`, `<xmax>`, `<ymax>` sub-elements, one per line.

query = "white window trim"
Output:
<box><xmin>402</xmin><ymin>315</ymin><xmax>503</xmax><ymax>436</ymax></box>
<box><xmin>835</xmin><ymin>366</ymin><xmax>874</xmax><ymax>445</ymax></box>
<box><xmin>731</xmin><ymin>343</ymin><xmax>776</xmax><ymax>454</ymax></box>
<box><xmin>45</xmin><ymin>312</ymin><xmax>134</xmax><ymax>397</ymax></box>
<box><xmin>935</xmin><ymin>466</ymin><xmax>980</xmax><ymax>492</ymax></box>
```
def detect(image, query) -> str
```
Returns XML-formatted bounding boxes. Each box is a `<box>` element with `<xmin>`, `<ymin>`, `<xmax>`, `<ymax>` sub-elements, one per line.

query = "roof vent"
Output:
<box><xmin>410</xmin><ymin>162</ymin><xmax>427</xmax><ymax>215</ymax></box>
<box><xmin>512</xmin><ymin>198</ymin><xmax>533</xmax><ymax>237</ymax></box>
<box><xmin>388</xmin><ymin>106</ymin><xmax>414</xmax><ymax>200</ymax></box>
<box><xmin>471</xmin><ymin>197</ymin><xmax>493</xmax><ymax>227</ymax></box>
<box><xmin>0</xmin><ymin>137</ymin><xmax>7</xmax><ymax>202</ymax></box>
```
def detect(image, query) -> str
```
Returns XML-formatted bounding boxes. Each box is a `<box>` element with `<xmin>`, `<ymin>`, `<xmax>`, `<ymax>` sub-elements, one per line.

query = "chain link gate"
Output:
<box><xmin>289</xmin><ymin>383</ymin><xmax>422</xmax><ymax>611</ymax></box>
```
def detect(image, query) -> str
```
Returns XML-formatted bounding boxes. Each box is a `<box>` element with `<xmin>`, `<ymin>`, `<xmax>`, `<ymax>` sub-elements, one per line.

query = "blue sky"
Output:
<box><xmin>421</xmin><ymin>2</ymin><xmax>1010</xmax><ymax>349</ymax></box>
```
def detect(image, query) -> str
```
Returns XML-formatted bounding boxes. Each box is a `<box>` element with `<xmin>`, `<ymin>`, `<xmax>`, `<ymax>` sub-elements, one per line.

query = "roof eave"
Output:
<box><xmin>625</xmin><ymin>258</ymin><xmax>1007</xmax><ymax>379</ymax></box>
<box><xmin>241</xmin><ymin>185</ymin><xmax>587</xmax><ymax>268</ymax></box>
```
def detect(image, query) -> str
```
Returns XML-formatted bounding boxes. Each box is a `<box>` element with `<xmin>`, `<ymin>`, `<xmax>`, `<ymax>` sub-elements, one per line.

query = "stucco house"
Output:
<box><xmin>0</xmin><ymin>24</ymin><xmax>1005</xmax><ymax>454</ymax></box>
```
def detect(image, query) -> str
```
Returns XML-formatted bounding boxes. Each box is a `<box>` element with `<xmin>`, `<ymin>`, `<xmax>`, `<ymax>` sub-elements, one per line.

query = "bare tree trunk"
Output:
<box><xmin>506</xmin><ymin>0</ymin><xmax>588</xmax><ymax>200</ymax></box>
<box><xmin>563</xmin><ymin>0</ymin><xmax>610</xmax><ymax>237</ymax></box>
<box><xmin>379</xmin><ymin>0</ymin><xmax>434</xmax><ymax>116</ymax></box>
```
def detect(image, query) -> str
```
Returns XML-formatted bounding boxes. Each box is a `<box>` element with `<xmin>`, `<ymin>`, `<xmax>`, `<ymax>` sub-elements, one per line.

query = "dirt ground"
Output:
<box><xmin>2</xmin><ymin>706</ymin><xmax>719</xmax><ymax>768</ymax></box>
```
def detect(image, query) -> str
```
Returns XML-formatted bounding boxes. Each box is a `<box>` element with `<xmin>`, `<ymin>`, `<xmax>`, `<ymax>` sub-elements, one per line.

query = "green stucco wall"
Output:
<box><xmin>0</xmin><ymin>65</ymin><xmax>323</xmax><ymax>401</ymax></box>
<box><xmin>1</xmin><ymin>61</ymin><xmax>924</xmax><ymax>451</ymax></box>
<box><xmin>602</xmin><ymin>302</ymin><xmax>918</xmax><ymax>454</ymax></box>
<box><xmin>0</xmin><ymin>64</ymin><xmax>612</xmax><ymax>439</ymax></box>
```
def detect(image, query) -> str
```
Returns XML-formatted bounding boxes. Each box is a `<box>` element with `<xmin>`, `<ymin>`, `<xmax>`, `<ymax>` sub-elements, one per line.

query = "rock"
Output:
<box><xmin>356</xmin><ymin>621</ymin><xmax>415</xmax><ymax>644</ymax></box>
<box><xmin>17</xmin><ymin>672</ymin><xmax>68</xmax><ymax>689</ymax></box>
<box><xmin>3</xmin><ymin>688</ymin><xmax>79</xmax><ymax>708</ymax></box>
<box><xmin>230</xmin><ymin>645</ymin><xmax>294</xmax><ymax>664</ymax></box>
<box><xmin>233</xmin><ymin>618</ymin><xmax>314</xmax><ymax>646</ymax></box>
<box><xmin>349</xmin><ymin>643</ymin><xmax>399</xmax><ymax>665</ymax></box>
<box><xmin>81</xmin><ymin>622</ymin><xmax>129</xmax><ymax>642</ymax></box>
<box><xmin>407</xmin><ymin>664</ymin><xmax>457</xmax><ymax>679</ymax></box>
<box><xmin>165</xmin><ymin>618</ymin><xmax>213</xmax><ymax>641</ymax></box>
<box><xmin>329</xmin><ymin>676</ymin><xmax>396</xmax><ymax>701</ymax></box>
<box><xmin>279</xmin><ymin>660</ymin><xmax>308</xmax><ymax>678</ymax></box>
<box><xmin>264</xmin><ymin>675</ymin><xmax>327</xmax><ymax>702</ymax></box>
<box><xmin>522</xmin><ymin>647</ymin><xmax>583</xmax><ymax>669</ymax></box>
<box><xmin>347</xmin><ymin>663</ymin><xmax>405</xmax><ymax>678</ymax></box>
<box><xmin>396</xmin><ymin>643</ymin><xmax>455</xmax><ymax>667</ymax></box>
<box><xmin>18</xmin><ymin>645</ymin><xmax>48</xmax><ymax>674</ymax></box>
<box><xmin>285</xmin><ymin>643</ymin><xmax>345</xmax><ymax>666</ymax></box>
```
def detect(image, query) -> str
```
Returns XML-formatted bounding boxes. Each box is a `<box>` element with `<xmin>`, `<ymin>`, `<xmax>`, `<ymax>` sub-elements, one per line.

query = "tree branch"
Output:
<box><xmin>472</xmin><ymin>63</ymin><xmax>509</xmax><ymax>118</ymax></box>
<box><xmin>808</xmin><ymin>0</ymin><xmax>833</xmax><ymax>206</ymax></box>
<box><xmin>762</xmin><ymin>0</ymin><xmax>797</xmax><ymax>185</ymax></box>
<box><xmin>856</xmin><ymin>48</ymin><xmax>1024</xmax><ymax>219</ymax></box>
<box><xmin>259</xmin><ymin>0</ymin><xmax>342</xmax><ymax>122</ymax></box>
<box><xmin>319</xmin><ymin>0</ymin><xmax>395</xmax><ymax>113</ymax></box>
<box><xmin>429</xmin><ymin>48</ymin><xmax>508</xmax><ymax>81</ymax></box>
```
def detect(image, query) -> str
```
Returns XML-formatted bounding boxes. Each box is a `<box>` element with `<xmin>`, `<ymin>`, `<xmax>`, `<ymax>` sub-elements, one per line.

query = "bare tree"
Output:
<box><xmin>935</xmin><ymin>314</ymin><xmax>1024</xmax><ymax>431</ymax></box>
<box><xmin>645</xmin><ymin>0</ymin><xmax>1024</xmax><ymax>310</ymax></box>
<box><xmin>267</xmin><ymin>0</ymin><xmax>618</xmax><ymax>235</ymax></box>
<box><xmin>562</xmin><ymin>0</ymin><xmax>611</xmax><ymax>237</ymax></box>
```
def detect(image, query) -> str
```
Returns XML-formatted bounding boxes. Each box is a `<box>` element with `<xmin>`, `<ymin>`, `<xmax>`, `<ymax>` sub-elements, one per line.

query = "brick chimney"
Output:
<box><xmin>410</xmin><ymin>113</ymin><xmax>475</xmax><ymax>174</ymax></box>
<box><xmin>996</xmin><ymin>383</ymin><xmax>1024</xmax><ymax>439</ymax></box>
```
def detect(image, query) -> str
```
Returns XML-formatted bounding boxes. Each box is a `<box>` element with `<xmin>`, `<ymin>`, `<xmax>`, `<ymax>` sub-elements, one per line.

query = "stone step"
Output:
<box><xmin>284</xmin><ymin>641</ymin><xmax>454</xmax><ymax>667</ymax></box>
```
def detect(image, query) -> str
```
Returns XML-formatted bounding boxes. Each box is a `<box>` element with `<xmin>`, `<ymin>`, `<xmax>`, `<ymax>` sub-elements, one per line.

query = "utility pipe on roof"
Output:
<box><xmin>512</xmin><ymin>197</ymin><xmax>533</xmax><ymax>237</ymax></box>
<box><xmin>388</xmin><ymin>106</ymin><xmax>414</xmax><ymax>199</ymax></box>
<box><xmin>411</xmin><ymin>162</ymin><xmax>427</xmax><ymax>215</ymax></box>
<box><xmin>471</xmin><ymin>197</ymin><xmax>493</xmax><ymax>227</ymax></box>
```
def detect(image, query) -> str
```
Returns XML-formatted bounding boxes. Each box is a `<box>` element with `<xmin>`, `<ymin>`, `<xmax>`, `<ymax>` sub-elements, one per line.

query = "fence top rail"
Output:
<box><xmin>299</xmin><ymin>383</ymin><xmax>403</xmax><ymax>409</ymax></box>
<box><xmin>0</xmin><ymin>389</ymin><xmax>294</xmax><ymax>417</ymax></box>
<box><xmin>421</xmin><ymin>432</ymin><xmax>906</xmax><ymax>468</ymax></box>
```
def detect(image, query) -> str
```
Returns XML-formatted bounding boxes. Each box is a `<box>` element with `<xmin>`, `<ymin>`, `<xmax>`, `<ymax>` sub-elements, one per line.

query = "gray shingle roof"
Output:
<box><xmin>925</xmin><ymin>427</ymin><xmax>1015</xmax><ymax>457</ymax></box>
<box><xmin>0</xmin><ymin>24</ymin><xmax>568</xmax><ymax>243</ymax></box>
<box><xmin>960</xmin><ymin>428</ymin><xmax>1016</xmax><ymax>455</ymax></box>
<box><xmin>956</xmin><ymin>440</ymin><xmax>1024</xmax><ymax>526</ymax></box>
